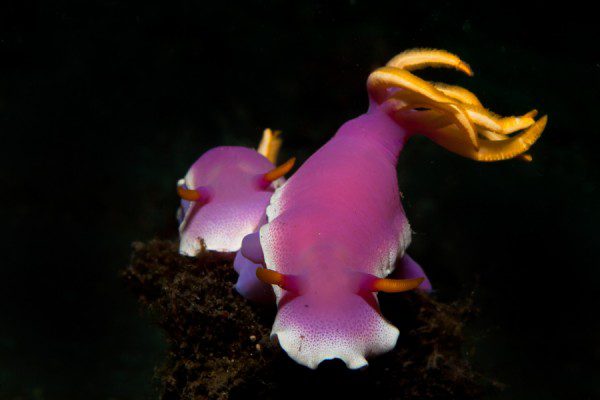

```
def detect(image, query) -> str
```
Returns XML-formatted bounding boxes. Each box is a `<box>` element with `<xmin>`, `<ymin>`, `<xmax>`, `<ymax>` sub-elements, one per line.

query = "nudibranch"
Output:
<box><xmin>177</xmin><ymin>129</ymin><xmax>294</xmax><ymax>256</ymax></box>
<box><xmin>244</xmin><ymin>49</ymin><xmax>546</xmax><ymax>369</ymax></box>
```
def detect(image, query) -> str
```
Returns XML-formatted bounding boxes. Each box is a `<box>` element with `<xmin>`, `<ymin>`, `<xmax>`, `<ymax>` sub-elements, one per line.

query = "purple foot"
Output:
<box><xmin>233</xmin><ymin>250</ymin><xmax>274</xmax><ymax>303</ymax></box>
<box><xmin>395</xmin><ymin>254</ymin><xmax>433</xmax><ymax>292</ymax></box>
<box><xmin>240</xmin><ymin>232</ymin><xmax>265</xmax><ymax>264</ymax></box>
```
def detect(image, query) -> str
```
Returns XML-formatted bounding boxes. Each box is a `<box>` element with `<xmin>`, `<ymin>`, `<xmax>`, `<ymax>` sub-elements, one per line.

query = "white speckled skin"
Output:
<box><xmin>271</xmin><ymin>289</ymin><xmax>400</xmax><ymax>369</ymax></box>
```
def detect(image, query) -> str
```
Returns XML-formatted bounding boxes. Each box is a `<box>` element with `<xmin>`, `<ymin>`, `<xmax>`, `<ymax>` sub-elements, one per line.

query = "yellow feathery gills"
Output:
<box><xmin>257</xmin><ymin>128</ymin><xmax>283</xmax><ymax>164</ymax></box>
<box><xmin>367</xmin><ymin>49</ymin><xmax>546</xmax><ymax>162</ymax></box>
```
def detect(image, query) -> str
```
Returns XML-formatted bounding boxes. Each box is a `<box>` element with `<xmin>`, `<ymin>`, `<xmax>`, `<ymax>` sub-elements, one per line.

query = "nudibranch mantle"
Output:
<box><xmin>178</xmin><ymin>130</ymin><xmax>290</xmax><ymax>256</ymax></box>
<box><xmin>249</xmin><ymin>49</ymin><xmax>546</xmax><ymax>369</ymax></box>
<box><xmin>260</xmin><ymin>107</ymin><xmax>413</xmax><ymax>369</ymax></box>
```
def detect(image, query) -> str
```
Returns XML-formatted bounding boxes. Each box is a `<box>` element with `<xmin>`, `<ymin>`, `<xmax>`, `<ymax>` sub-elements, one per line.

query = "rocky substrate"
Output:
<box><xmin>123</xmin><ymin>240</ymin><xmax>497</xmax><ymax>399</ymax></box>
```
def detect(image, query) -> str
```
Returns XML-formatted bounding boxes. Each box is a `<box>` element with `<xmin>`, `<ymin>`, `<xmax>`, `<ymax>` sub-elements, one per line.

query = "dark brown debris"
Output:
<box><xmin>123</xmin><ymin>239</ymin><xmax>499</xmax><ymax>400</ymax></box>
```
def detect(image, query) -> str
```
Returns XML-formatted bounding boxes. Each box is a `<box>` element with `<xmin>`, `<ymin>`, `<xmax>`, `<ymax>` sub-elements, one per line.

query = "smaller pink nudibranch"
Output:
<box><xmin>177</xmin><ymin>129</ymin><xmax>294</xmax><ymax>256</ymax></box>
<box><xmin>243</xmin><ymin>49</ymin><xmax>546</xmax><ymax>369</ymax></box>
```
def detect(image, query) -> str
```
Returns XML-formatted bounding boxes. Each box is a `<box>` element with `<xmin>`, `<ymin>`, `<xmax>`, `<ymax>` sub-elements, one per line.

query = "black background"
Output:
<box><xmin>1</xmin><ymin>1</ymin><xmax>598</xmax><ymax>399</ymax></box>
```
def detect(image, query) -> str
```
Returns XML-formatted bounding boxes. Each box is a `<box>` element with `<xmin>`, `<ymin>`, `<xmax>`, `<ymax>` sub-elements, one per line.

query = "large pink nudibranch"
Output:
<box><xmin>243</xmin><ymin>49</ymin><xmax>547</xmax><ymax>369</ymax></box>
<box><xmin>177</xmin><ymin>129</ymin><xmax>293</xmax><ymax>256</ymax></box>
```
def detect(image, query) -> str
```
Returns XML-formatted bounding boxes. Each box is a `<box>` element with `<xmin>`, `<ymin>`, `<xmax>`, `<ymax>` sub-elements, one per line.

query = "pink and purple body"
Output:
<box><xmin>243</xmin><ymin>49</ymin><xmax>547</xmax><ymax>369</ymax></box>
<box><xmin>177</xmin><ymin>130</ymin><xmax>295</xmax><ymax>300</ymax></box>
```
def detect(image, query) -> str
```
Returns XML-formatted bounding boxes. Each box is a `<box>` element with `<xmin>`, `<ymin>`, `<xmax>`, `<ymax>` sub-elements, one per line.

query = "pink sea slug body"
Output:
<box><xmin>176</xmin><ymin>130</ymin><xmax>294</xmax><ymax>299</ymax></box>
<box><xmin>244</xmin><ymin>49</ymin><xmax>547</xmax><ymax>369</ymax></box>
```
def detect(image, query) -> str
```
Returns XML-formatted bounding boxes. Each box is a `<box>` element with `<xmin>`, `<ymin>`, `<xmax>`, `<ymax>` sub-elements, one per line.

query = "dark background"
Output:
<box><xmin>1</xmin><ymin>1</ymin><xmax>598</xmax><ymax>399</ymax></box>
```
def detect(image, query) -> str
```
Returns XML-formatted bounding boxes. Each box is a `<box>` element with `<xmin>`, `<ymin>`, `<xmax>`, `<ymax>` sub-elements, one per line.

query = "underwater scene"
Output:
<box><xmin>1</xmin><ymin>1</ymin><xmax>598</xmax><ymax>399</ymax></box>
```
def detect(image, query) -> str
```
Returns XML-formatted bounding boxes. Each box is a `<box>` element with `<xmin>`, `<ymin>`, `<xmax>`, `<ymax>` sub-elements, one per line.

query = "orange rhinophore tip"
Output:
<box><xmin>263</xmin><ymin>157</ymin><xmax>296</xmax><ymax>183</ymax></box>
<box><xmin>177</xmin><ymin>185</ymin><xmax>201</xmax><ymax>201</ymax></box>
<box><xmin>256</xmin><ymin>267</ymin><xmax>285</xmax><ymax>286</ymax></box>
<box><xmin>177</xmin><ymin>184</ymin><xmax>212</xmax><ymax>202</ymax></box>
<box><xmin>368</xmin><ymin>277</ymin><xmax>425</xmax><ymax>293</ymax></box>
<box><xmin>256</xmin><ymin>267</ymin><xmax>299</xmax><ymax>292</ymax></box>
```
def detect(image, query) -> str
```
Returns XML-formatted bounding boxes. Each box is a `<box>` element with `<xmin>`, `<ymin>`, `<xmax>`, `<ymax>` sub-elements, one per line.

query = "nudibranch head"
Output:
<box><xmin>178</xmin><ymin>130</ymin><xmax>293</xmax><ymax>255</ymax></box>
<box><xmin>271</xmin><ymin>290</ymin><xmax>399</xmax><ymax>369</ymax></box>
<box><xmin>256</xmin><ymin>260</ymin><xmax>423</xmax><ymax>369</ymax></box>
